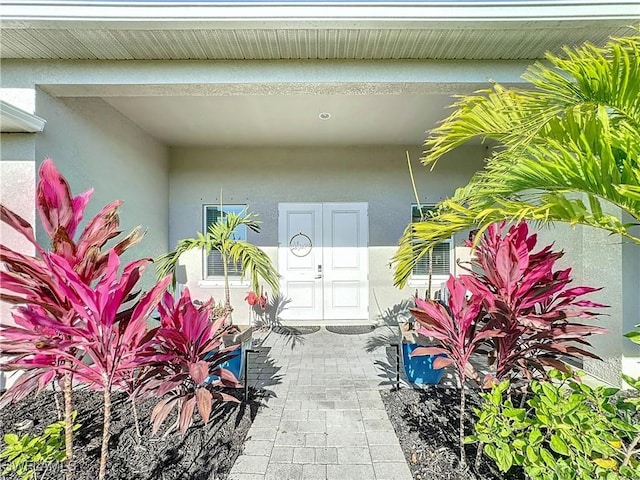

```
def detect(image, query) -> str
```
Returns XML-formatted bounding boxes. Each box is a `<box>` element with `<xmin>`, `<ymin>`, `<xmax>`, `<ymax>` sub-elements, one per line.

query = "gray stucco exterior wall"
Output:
<box><xmin>169</xmin><ymin>144</ymin><xmax>486</xmax><ymax>323</ymax></box>
<box><xmin>536</xmin><ymin>217</ymin><xmax>639</xmax><ymax>386</ymax></box>
<box><xmin>34</xmin><ymin>91</ymin><xmax>170</xmax><ymax>289</ymax></box>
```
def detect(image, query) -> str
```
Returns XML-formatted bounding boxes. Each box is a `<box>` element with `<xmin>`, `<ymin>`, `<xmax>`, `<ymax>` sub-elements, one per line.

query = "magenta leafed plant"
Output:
<box><xmin>408</xmin><ymin>221</ymin><xmax>607</xmax><ymax>466</ymax></box>
<box><xmin>0</xmin><ymin>202</ymin><xmax>80</xmax><ymax>407</ymax></box>
<box><xmin>463</xmin><ymin>222</ymin><xmax>608</xmax><ymax>382</ymax></box>
<box><xmin>11</xmin><ymin>251</ymin><xmax>172</xmax><ymax>480</ymax></box>
<box><xmin>0</xmin><ymin>158</ymin><xmax>144</xmax><ymax>480</ymax></box>
<box><xmin>411</xmin><ymin>275</ymin><xmax>505</xmax><ymax>466</ymax></box>
<box><xmin>36</xmin><ymin>159</ymin><xmax>143</xmax><ymax>282</ymax></box>
<box><xmin>143</xmin><ymin>289</ymin><xmax>242</xmax><ymax>436</ymax></box>
<box><xmin>1</xmin><ymin>159</ymin><xmax>143</xmax><ymax>400</ymax></box>
<box><xmin>411</xmin><ymin>276</ymin><xmax>505</xmax><ymax>384</ymax></box>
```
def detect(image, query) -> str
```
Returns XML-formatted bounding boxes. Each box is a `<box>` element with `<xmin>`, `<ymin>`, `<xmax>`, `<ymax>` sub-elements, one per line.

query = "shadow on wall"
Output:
<box><xmin>375</xmin><ymin>297</ymin><xmax>413</xmax><ymax>327</ymax></box>
<box><xmin>365</xmin><ymin>296</ymin><xmax>414</xmax><ymax>354</ymax></box>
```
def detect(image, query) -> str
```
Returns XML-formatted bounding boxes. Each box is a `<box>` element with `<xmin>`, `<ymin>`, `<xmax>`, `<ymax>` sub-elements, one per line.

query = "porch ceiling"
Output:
<box><xmin>102</xmin><ymin>93</ymin><xmax>456</xmax><ymax>147</ymax></box>
<box><xmin>3</xmin><ymin>1</ymin><xmax>637</xmax><ymax>147</ymax></box>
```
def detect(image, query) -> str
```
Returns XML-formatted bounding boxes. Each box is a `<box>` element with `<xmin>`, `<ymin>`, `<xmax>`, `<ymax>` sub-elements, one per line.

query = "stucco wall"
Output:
<box><xmin>169</xmin><ymin>145</ymin><xmax>486</xmax><ymax>324</ymax></box>
<box><xmin>535</xmin><ymin>215</ymin><xmax>634</xmax><ymax>386</ymax></box>
<box><xmin>35</xmin><ymin>92</ymin><xmax>170</xmax><ymax>289</ymax></box>
<box><xmin>0</xmin><ymin>148</ymin><xmax>37</xmax><ymax>390</ymax></box>
<box><xmin>622</xmin><ymin>220</ymin><xmax>640</xmax><ymax>380</ymax></box>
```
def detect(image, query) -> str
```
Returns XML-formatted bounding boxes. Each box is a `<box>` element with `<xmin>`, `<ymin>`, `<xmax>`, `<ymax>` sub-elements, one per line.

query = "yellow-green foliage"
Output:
<box><xmin>468</xmin><ymin>370</ymin><xmax>640</xmax><ymax>480</ymax></box>
<box><xmin>1</xmin><ymin>415</ymin><xmax>80</xmax><ymax>480</ymax></box>
<box><xmin>394</xmin><ymin>33</ymin><xmax>640</xmax><ymax>288</ymax></box>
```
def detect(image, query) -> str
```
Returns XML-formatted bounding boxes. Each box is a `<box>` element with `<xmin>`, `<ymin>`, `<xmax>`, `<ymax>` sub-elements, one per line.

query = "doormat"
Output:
<box><xmin>325</xmin><ymin>325</ymin><xmax>376</xmax><ymax>335</ymax></box>
<box><xmin>274</xmin><ymin>326</ymin><xmax>321</xmax><ymax>335</ymax></box>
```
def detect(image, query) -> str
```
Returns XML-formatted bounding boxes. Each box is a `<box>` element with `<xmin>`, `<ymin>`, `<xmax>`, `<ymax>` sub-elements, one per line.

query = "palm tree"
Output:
<box><xmin>157</xmin><ymin>209</ymin><xmax>279</xmax><ymax>316</ymax></box>
<box><xmin>394</xmin><ymin>33</ymin><xmax>640</xmax><ymax>287</ymax></box>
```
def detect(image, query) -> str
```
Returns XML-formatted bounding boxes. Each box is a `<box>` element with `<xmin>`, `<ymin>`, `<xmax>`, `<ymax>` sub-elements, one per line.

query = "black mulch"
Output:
<box><xmin>381</xmin><ymin>386</ymin><xmax>524</xmax><ymax>480</ymax></box>
<box><xmin>0</xmin><ymin>388</ymin><xmax>262</xmax><ymax>480</ymax></box>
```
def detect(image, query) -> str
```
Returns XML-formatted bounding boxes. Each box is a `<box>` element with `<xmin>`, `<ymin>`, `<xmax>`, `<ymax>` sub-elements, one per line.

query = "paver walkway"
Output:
<box><xmin>229</xmin><ymin>326</ymin><xmax>413</xmax><ymax>480</ymax></box>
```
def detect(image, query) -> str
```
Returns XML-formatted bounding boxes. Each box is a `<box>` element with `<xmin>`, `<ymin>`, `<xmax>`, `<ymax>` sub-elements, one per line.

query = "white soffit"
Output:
<box><xmin>1</xmin><ymin>1</ymin><xmax>638</xmax><ymax>60</ymax></box>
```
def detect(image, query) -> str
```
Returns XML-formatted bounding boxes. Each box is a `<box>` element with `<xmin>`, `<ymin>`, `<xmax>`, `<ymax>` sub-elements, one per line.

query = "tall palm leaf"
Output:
<box><xmin>394</xmin><ymin>33</ymin><xmax>640</xmax><ymax>288</ymax></box>
<box><xmin>156</xmin><ymin>210</ymin><xmax>279</xmax><ymax>312</ymax></box>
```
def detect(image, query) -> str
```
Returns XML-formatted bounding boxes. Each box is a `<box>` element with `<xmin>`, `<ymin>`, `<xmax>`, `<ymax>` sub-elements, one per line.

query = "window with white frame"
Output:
<box><xmin>411</xmin><ymin>205</ymin><xmax>452</xmax><ymax>278</ymax></box>
<box><xmin>203</xmin><ymin>204</ymin><xmax>247</xmax><ymax>279</ymax></box>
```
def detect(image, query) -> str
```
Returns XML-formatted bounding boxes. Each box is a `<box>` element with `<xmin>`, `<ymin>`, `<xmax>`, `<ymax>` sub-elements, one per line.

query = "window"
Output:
<box><xmin>203</xmin><ymin>204</ymin><xmax>247</xmax><ymax>279</ymax></box>
<box><xmin>411</xmin><ymin>205</ymin><xmax>452</xmax><ymax>278</ymax></box>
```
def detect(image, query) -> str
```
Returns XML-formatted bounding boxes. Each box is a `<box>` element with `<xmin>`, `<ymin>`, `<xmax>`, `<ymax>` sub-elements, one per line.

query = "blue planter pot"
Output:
<box><xmin>221</xmin><ymin>349</ymin><xmax>242</xmax><ymax>378</ymax></box>
<box><xmin>402</xmin><ymin>342</ymin><xmax>445</xmax><ymax>385</ymax></box>
<box><xmin>205</xmin><ymin>328</ymin><xmax>252</xmax><ymax>384</ymax></box>
<box><xmin>205</xmin><ymin>348</ymin><xmax>242</xmax><ymax>383</ymax></box>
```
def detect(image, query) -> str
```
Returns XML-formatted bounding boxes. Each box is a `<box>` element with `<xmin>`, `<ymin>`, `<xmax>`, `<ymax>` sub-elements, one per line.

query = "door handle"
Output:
<box><xmin>315</xmin><ymin>275</ymin><xmax>322</xmax><ymax>279</ymax></box>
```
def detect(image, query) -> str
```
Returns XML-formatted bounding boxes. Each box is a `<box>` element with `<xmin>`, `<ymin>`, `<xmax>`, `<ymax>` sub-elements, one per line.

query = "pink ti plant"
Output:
<box><xmin>1</xmin><ymin>158</ymin><xmax>143</xmax><ymax>479</ymax></box>
<box><xmin>411</xmin><ymin>275</ymin><xmax>505</xmax><ymax>467</ymax></box>
<box><xmin>142</xmin><ymin>289</ymin><xmax>242</xmax><ymax>436</ymax></box>
<box><xmin>462</xmin><ymin>222</ymin><xmax>608</xmax><ymax>383</ymax></box>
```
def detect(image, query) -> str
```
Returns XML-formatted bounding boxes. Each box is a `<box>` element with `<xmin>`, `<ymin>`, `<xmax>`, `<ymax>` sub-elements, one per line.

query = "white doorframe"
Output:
<box><xmin>278</xmin><ymin>202</ymin><xmax>369</xmax><ymax>321</ymax></box>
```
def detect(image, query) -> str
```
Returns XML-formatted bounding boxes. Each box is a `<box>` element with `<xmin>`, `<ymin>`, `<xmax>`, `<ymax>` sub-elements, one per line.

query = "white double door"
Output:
<box><xmin>278</xmin><ymin>203</ymin><xmax>369</xmax><ymax>320</ymax></box>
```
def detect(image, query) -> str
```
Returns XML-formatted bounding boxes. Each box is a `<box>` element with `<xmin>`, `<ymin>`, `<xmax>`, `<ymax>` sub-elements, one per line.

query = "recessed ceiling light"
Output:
<box><xmin>318</xmin><ymin>112</ymin><xmax>331</xmax><ymax>120</ymax></box>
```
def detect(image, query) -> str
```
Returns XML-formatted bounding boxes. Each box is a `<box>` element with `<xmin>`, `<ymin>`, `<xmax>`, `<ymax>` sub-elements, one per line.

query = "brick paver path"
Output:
<box><xmin>229</xmin><ymin>327</ymin><xmax>413</xmax><ymax>480</ymax></box>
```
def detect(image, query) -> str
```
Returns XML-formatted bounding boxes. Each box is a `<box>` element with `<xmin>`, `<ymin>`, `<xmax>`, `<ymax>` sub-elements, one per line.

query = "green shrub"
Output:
<box><xmin>467</xmin><ymin>370</ymin><xmax>640</xmax><ymax>479</ymax></box>
<box><xmin>1</xmin><ymin>416</ymin><xmax>80</xmax><ymax>480</ymax></box>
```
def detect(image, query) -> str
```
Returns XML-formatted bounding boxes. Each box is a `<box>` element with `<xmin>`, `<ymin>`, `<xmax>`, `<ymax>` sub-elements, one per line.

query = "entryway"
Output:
<box><xmin>229</xmin><ymin>327</ymin><xmax>413</xmax><ymax>480</ymax></box>
<box><xmin>278</xmin><ymin>203</ymin><xmax>369</xmax><ymax>321</ymax></box>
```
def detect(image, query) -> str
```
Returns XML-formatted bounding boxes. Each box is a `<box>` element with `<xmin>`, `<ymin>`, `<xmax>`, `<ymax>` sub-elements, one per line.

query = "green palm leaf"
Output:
<box><xmin>156</xmin><ymin>209</ymin><xmax>279</xmax><ymax>308</ymax></box>
<box><xmin>395</xmin><ymin>32</ymin><xmax>640</xmax><ymax>288</ymax></box>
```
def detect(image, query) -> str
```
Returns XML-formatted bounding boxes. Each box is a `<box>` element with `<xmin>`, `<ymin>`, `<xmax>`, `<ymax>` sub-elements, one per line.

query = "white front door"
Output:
<box><xmin>278</xmin><ymin>203</ymin><xmax>369</xmax><ymax>320</ymax></box>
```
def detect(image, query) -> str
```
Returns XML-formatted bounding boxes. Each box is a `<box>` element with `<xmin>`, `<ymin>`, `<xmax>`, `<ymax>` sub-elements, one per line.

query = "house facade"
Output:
<box><xmin>1</xmin><ymin>0</ymin><xmax>638</xmax><ymax>386</ymax></box>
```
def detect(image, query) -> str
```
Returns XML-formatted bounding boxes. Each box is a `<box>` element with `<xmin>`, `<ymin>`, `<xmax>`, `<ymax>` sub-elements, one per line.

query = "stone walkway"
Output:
<box><xmin>228</xmin><ymin>327</ymin><xmax>413</xmax><ymax>480</ymax></box>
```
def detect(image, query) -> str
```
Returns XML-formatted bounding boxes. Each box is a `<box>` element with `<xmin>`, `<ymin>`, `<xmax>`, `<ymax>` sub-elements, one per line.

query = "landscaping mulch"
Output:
<box><xmin>382</xmin><ymin>386</ymin><xmax>525</xmax><ymax>480</ymax></box>
<box><xmin>0</xmin><ymin>388</ymin><xmax>262</xmax><ymax>480</ymax></box>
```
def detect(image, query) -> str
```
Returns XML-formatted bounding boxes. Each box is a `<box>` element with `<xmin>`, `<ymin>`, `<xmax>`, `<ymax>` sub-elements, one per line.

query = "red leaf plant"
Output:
<box><xmin>4</xmin><ymin>250</ymin><xmax>171</xmax><ymax>480</ymax></box>
<box><xmin>244</xmin><ymin>291</ymin><xmax>259</xmax><ymax>306</ymax></box>
<box><xmin>245</xmin><ymin>287</ymin><xmax>268</xmax><ymax>326</ymax></box>
<box><xmin>411</xmin><ymin>275</ymin><xmax>505</xmax><ymax>467</ymax></box>
<box><xmin>0</xmin><ymin>158</ymin><xmax>144</xmax><ymax>480</ymax></box>
<box><xmin>408</xmin><ymin>222</ymin><xmax>608</xmax><ymax>467</ymax></box>
<box><xmin>142</xmin><ymin>288</ymin><xmax>242</xmax><ymax>436</ymax></box>
<box><xmin>462</xmin><ymin>222</ymin><xmax>608</xmax><ymax>383</ymax></box>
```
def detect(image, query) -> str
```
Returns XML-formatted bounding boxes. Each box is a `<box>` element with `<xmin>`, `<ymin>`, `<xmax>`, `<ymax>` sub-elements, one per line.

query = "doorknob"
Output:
<box><xmin>315</xmin><ymin>264</ymin><xmax>322</xmax><ymax>279</ymax></box>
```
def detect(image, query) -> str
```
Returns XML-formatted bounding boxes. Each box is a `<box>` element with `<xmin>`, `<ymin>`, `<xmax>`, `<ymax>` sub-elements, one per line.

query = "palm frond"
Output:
<box><xmin>395</xmin><ymin>32</ymin><xmax>640</xmax><ymax>288</ymax></box>
<box><xmin>156</xmin><ymin>234</ymin><xmax>209</xmax><ymax>284</ymax></box>
<box><xmin>208</xmin><ymin>211</ymin><xmax>262</xmax><ymax>239</ymax></box>
<box><xmin>423</xmin><ymin>34</ymin><xmax>640</xmax><ymax>167</ymax></box>
<box><xmin>155</xmin><ymin>209</ymin><xmax>279</xmax><ymax>297</ymax></box>
<box><xmin>227</xmin><ymin>241</ymin><xmax>280</xmax><ymax>294</ymax></box>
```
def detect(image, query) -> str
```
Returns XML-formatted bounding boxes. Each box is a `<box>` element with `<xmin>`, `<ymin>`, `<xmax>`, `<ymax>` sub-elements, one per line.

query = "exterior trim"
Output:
<box><xmin>0</xmin><ymin>100</ymin><xmax>46</xmax><ymax>133</ymax></box>
<box><xmin>2</xmin><ymin>1</ymin><xmax>639</xmax><ymax>28</ymax></box>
